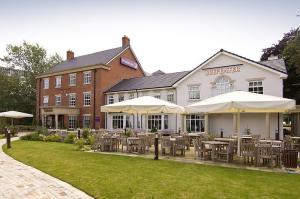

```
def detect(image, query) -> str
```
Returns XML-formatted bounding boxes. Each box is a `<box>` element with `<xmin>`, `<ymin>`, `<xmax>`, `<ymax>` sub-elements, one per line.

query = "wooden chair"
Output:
<box><xmin>127</xmin><ymin>138</ymin><xmax>139</xmax><ymax>153</ymax></box>
<box><xmin>215</xmin><ymin>142</ymin><xmax>234</xmax><ymax>163</ymax></box>
<box><xmin>92</xmin><ymin>134</ymin><xmax>102</xmax><ymax>151</ymax></box>
<box><xmin>138</xmin><ymin>137</ymin><xmax>147</xmax><ymax>154</ymax></box>
<box><xmin>194</xmin><ymin>139</ymin><xmax>212</xmax><ymax>160</ymax></box>
<box><xmin>173</xmin><ymin>137</ymin><xmax>186</xmax><ymax>156</ymax></box>
<box><xmin>100</xmin><ymin>137</ymin><xmax>112</xmax><ymax>152</ymax></box>
<box><xmin>241</xmin><ymin>140</ymin><xmax>256</xmax><ymax>165</ymax></box>
<box><xmin>161</xmin><ymin>136</ymin><xmax>172</xmax><ymax>156</ymax></box>
<box><xmin>120</xmin><ymin>136</ymin><xmax>128</xmax><ymax>152</ymax></box>
<box><xmin>256</xmin><ymin>143</ymin><xmax>276</xmax><ymax>168</ymax></box>
<box><xmin>181</xmin><ymin>133</ymin><xmax>190</xmax><ymax>150</ymax></box>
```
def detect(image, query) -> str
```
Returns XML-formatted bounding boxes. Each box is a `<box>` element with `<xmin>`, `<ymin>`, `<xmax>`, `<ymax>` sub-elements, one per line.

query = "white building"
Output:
<box><xmin>104</xmin><ymin>49</ymin><xmax>287</xmax><ymax>139</ymax></box>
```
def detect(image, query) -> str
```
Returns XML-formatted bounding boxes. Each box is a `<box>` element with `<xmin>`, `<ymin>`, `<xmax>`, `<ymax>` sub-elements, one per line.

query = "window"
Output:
<box><xmin>167</xmin><ymin>93</ymin><xmax>174</xmax><ymax>103</ymax></box>
<box><xmin>154</xmin><ymin>94</ymin><xmax>161</xmax><ymax>99</ymax></box>
<box><xmin>125</xmin><ymin>115</ymin><xmax>132</xmax><ymax>128</ymax></box>
<box><xmin>108</xmin><ymin>96</ymin><xmax>114</xmax><ymax>104</ymax></box>
<box><xmin>164</xmin><ymin>115</ymin><xmax>169</xmax><ymax>129</ymax></box>
<box><xmin>43</xmin><ymin>78</ymin><xmax>49</xmax><ymax>89</ymax></box>
<box><xmin>148</xmin><ymin>115</ymin><xmax>162</xmax><ymax>130</ymax></box>
<box><xmin>55</xmin><ymin>76</ymin><xmax>61</xmax><ymax>88</ymax></box>
<box><xmin>213</xmin><ymin>76</ymin><xmax>232</xmax><ymax>96</ymax></box>
<box><xmin>68</xmin><ymin>116</ymin><xmax>77</xmax><ymax>129</ymax></box>
<box><xmin>69</xmin><ymin>93</ymin><xmax>76</xmax><ymax>107</ymax></box>
<box><xmin>186</xmin><ymin>115</ymin><xmax>205</xmax><ymax>133</ymax></box>
<box><xmin>55</xmin><ymin>95</ymin><xmax>61</xmax><ymax>106</ymax></box>
<box><xmin>69</xmin><ymin>73</ymin><xmax>76</xmax><ymax>86</ymax></box>
<box><xmin>129</xmin><ymin>93</ymin><xmax>134</xmax><ymax>99</ymax></box>
<box><xmin>112</xmin><ymin>115</ymin><xmax>124</xmax><ymax>129</ymax></box>
<box><xmin>119</xmin><ymin>95</ymin><xmax>124</xmax><ymax>102</ymax></box>
<box><xmin>83</xmin><ymin>92</ymin><xmax>91</xmax><ymax>106</ymax></box>
<box><xmin>83</xmin><ymin>115</ymin><xmax>91</xmax><ymax>128</ymax></box>
<box><xmin>188</xmin><ymin>85</ymin><xmax>200</xmax><ymax>100</ymax></box>
<box><xmin>249</xmin><ymin>80</ymin><xmax>263</xmax><ymax>94</ymax></box>
<box><xmin>43</xmin><ymin>96</ymin><xmax>49</xmax><ymax>107</ymax></box>
<box><xmin>83</xmin><ymin>71</ymin><xmax>92</xmax><ymax>84</ymax></box>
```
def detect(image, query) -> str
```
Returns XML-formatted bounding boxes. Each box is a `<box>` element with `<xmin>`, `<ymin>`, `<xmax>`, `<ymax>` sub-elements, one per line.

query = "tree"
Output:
<box><xmin>260</xmin><ymin>28</ymin><xmax>300</xmax><ymax>61</ymax></box>
<box><xmin>282</xmin><ymin>34</ymin><xmax>300</xmax><ymax>104</ymax></box>
<box><xmin>260</xmin><ymin>27</ymin><xmax>300</xmax><ymax>104</ymax></box>
<box><xmin>0</xmin><ymin>41</ymin><xmax>62</xmax><ymax>118</ymax></box>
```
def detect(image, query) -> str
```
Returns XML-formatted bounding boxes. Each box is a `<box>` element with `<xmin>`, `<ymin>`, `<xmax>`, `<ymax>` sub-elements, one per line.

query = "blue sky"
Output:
<box><xmin>0</xmin><ymin>0</ymin><xmax>299</xmax><ymax>73</ymax></box>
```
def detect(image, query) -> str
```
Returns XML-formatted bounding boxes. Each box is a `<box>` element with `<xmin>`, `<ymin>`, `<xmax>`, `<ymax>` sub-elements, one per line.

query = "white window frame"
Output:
<box><xmin>69</xmin><ymin>73</ymin><xmax>76</xmax><ymax>86</ymax></box>
<box><xmin>83</xmin><ymin>92</ymin><xmax>91</xmax><ymax>106</ymax></box>
<box><xmin>55</xmin><ymin>95</ymin><xmax>61</xmax><ymax>106</ymax></box>
<box><xmin>148</xmin><ymin>115</ymin><xmax>162</xmax><ymax>130</ymax></box>
<box><xmin>188</xmin><ymin>85</ymin><xmax>200</xmax><ymax>100</ymax></box>
<box><xmin>112</xmin><ymin>115</ymin><xmax>124</xmax><ymax>129</ymax></box>
<box><xmin>83</xmin><ymin>114</ymin><xmax>91</xmax><ymax>128</ymax></box>
<box><xmin>108</xmin><ymin>95</ymin><xmax>114</xmax><ymax>104</ymax></box>
<box><xmin>186</xmin><ymin>115</ymin><xmax>205</xmax><ymax>133</ymax></box>
<box><xmin>119</xmin><ymin>95</ymin><xmax>124</xmax><ymax>102</ymax></box>
<box><xmin>68</xmin><ymin>115</ymin><xmax>77</xmax><ymax>129</ymax></box>
<box><xmin>83</xmin><ymin>71</ymin><xmax>92</xmax><ymax>84</ymax></box>
<box><xmin>43</xmin><ymin>96</ymin><xmax>49</xmax><ymax>107</ymax></box>
<box><xmin>129</xmin><ymin>93</ymin><xmax>134</xmax><ymax>99</ymax></box>
<box><xmin>167</xmin><ymin>92</ymin><xmax>174</xmax><ymax>103</ymax></box>
<box><xmin>69</xmin><ymin>93</ymin><xmax>76</xmax><ymax>107</ymax></box>
<box><xmin>154</xmin><ymin>94</ymin><xmax>161</xmax><ymax>99</ymax></box>
<box><xmin>43</xmin><ymin>78</ymin><xmax>49</xmax><ymax>89</ymax></box>
<box><xmin>55</xmin><ymin>76</ymin><xmax>61</xmax><ymax>88</ymax></box>
<box><xmin>248</xmin><ymin>80</ymin><xmax>263</xmax><ymax>94</ymax></box>
<box><xmin>213</xmin><ymin>76</ymin><xmax>233</xmax><ymax>96</ymax></box>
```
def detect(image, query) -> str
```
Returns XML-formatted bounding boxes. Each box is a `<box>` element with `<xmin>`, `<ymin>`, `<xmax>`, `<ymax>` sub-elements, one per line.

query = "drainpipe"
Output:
<box><xmin>93</xmin><ymin>69</ymin><xmax>96</xmax><ymax>129</ymax></box>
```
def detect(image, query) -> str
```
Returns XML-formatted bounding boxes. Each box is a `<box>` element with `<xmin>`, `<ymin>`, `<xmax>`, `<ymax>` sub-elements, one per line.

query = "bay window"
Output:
<box><xmin>186</xmin><ymin>115</ymin><xmax>205</xmax><ymax>133</ymax></box>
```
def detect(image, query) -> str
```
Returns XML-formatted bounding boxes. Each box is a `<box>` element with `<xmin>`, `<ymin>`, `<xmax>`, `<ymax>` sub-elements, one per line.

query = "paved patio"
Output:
<box><xmin>0</xmin><ymin>137</ymin><xmax>93</xmax><ymax>199</ymax></box>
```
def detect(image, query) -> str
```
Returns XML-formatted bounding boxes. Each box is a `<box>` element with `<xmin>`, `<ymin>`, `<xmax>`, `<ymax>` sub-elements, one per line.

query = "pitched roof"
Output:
<box><xmin>221</xmin><ymin>49</ymin><xmax>287</xmax><ymax>74</ymax></box>
<box><xmin>259</xmin><ymin>59</ymin><xmax>286</xmax><ymax>73</ymax></box>
<box><xmin>49</xmin><ymin>46</ymin><xmax>126</xmax><ymax>73</ymax></box>
<box><xmin>106</xmin><ymin>71</ymin><xmax>190</xmax><ymax>93</ymax></box>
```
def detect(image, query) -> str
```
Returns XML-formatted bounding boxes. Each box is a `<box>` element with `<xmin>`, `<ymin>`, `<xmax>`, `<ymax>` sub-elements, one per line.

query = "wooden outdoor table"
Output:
<box><xmin>214</xmin><ymin>138</ymin><xmax>236</xmax><ymax>142</ymax></box>
<box><xmin>202</xmin><ymin>141</ymin><xmax>229</xmax><ymax>161</ymax></box>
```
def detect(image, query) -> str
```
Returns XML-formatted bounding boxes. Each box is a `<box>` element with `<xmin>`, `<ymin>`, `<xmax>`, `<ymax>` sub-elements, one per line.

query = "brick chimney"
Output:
<box><xmin>66</xmin><ymin>50</ymin><xmax>74</xmax><ymax>60</ymax></box>
<box><xmin>122</xmin><ymin>35</ymin><xmax>130</xmax><ymax>48</ymax></box>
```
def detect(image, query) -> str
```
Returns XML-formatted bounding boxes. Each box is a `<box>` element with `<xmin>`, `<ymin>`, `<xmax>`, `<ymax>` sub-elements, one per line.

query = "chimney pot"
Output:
<box><xmin>122</xmin><ymin>35</ymin><xmax>130</xmax><ymax>48</ymax></box>
<box><xmin>67</xmin><ymin>50</ymin><xmax>74</xmax><ymax>60</ymax></box>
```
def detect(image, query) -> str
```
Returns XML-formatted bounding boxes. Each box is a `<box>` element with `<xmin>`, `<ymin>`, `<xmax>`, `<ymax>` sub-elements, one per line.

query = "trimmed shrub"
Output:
<box><xmin>35</xmin><ymin>126</ymin><xmax>48</xmax><ymax>135</ymax></box>
<box><xmin>44</xmin><ymin>134</ymin><xmax>62</xmax><ymax>142</ymax></box>
<box><xmin>86</xmin><ymin>135</ymin><xmax>95</xmax><ymax>145</ymax></box>
<box><xmin>64</xmin><ymin>132</ymin><xmax>76</xmax><ymax>144</ymax></box>
<box><xmin>20</xmin><ymin>132</ymin><xmax>43</xmax><ymax>141</ymax></box>
<box><xmin>82</xmin><ymin>128</ymin><xmax>90</xmax><ymax>139</ymax></box>
<box><xmin>75</xmin><ymin>138</ymin><xmax>85</xmax><ymax>149</ymax></box>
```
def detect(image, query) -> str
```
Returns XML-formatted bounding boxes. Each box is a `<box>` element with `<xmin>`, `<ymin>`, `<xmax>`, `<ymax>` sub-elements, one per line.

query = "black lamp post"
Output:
<box><xmin>154</xmin><ymin>132</ymin><xmax>159</xmax><ymax>160</ymax></box>
<box><xmin>6</xmin><ymin>128</ymin><xmax>11</xmax><ymax>149</ymax></box>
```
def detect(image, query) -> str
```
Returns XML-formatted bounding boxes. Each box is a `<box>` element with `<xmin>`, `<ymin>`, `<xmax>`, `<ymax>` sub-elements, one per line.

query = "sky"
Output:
<box><xmin>0</xmin><ymin>0</ymin><xmax>299</xmax><ymax>73</ymax></box>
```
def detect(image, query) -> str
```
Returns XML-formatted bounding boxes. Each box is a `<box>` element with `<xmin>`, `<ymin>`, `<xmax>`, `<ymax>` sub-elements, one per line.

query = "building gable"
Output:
<box><xmin>174</xmin><ymin>49</ymin><xmax>287</xmax><ymax>87</ymax></box>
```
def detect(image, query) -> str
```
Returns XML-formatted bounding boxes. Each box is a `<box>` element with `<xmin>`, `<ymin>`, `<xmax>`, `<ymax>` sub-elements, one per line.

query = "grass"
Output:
<box><xmin>3</xmin><ymin>140</ymin><xmax>300</xmax><ymax>199</ymax></box>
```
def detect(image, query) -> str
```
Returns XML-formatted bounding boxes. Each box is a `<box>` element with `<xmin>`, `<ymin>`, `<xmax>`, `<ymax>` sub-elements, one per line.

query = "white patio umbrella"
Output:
<box><xmin>101</xmin><ymin>96</ymin><xmax>185</xmax><ymax>131</ymax></box>
<box><xmin>101</xmin><ymin>96</ymin><xmax>185</xmax><ymax>114</ymax></box>
<box><xmin>0</xmin><ymin>111</ymin><xmax>33</xmax><ymax>125</ymax></box>
<box><xmin>185</xmin><ymin>91</ymin><xmax>296</xmax><ymax>154</ymax></box>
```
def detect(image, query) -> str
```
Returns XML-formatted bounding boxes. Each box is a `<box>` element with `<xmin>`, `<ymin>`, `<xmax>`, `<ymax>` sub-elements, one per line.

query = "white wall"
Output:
<box><xmin>105</xmin><ymin>52</ymin><xmax>285</xmax><ymax>138</ymax></box>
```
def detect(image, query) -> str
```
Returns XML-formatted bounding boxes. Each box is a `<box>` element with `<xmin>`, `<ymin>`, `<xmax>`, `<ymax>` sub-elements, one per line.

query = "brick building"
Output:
<box><xmin>36</xmin><ymin>36</ymin><xmax>145</xmax><ymax>129</ymax></box>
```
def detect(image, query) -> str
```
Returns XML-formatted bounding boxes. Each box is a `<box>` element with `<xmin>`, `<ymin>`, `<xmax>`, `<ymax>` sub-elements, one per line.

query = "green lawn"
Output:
<box><xmin>3</xmin><ymin>140</ymin><xmax>300</xmax><ymax>199</ymax></box>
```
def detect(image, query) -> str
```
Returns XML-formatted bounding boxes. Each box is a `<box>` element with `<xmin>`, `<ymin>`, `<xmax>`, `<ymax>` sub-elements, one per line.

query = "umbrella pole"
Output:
<box><xmin>237</xmin><ymin>110</ymin><xmax>241</xmax><ymax>156</ymax></box>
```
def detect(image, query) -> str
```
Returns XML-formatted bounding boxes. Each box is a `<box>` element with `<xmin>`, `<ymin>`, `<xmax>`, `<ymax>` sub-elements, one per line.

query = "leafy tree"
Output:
<box><xmin>260</xmin><ymin>27</ymin><xmax>300</xmax><ymax>104</ymax></box>
<box><xmin>282</xmin><ymin>34</ymin><xmax>300</xmax><ymax>104</ymax></box>
<box><xmin>260</xmin><ymin>28</ymin><xmax>300</xmax><ymax>61</ymax></box>
<box><xmin>0</xmin><ymin>41</ymin><xmax>62</xmax><ymax>119</ymax></box>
